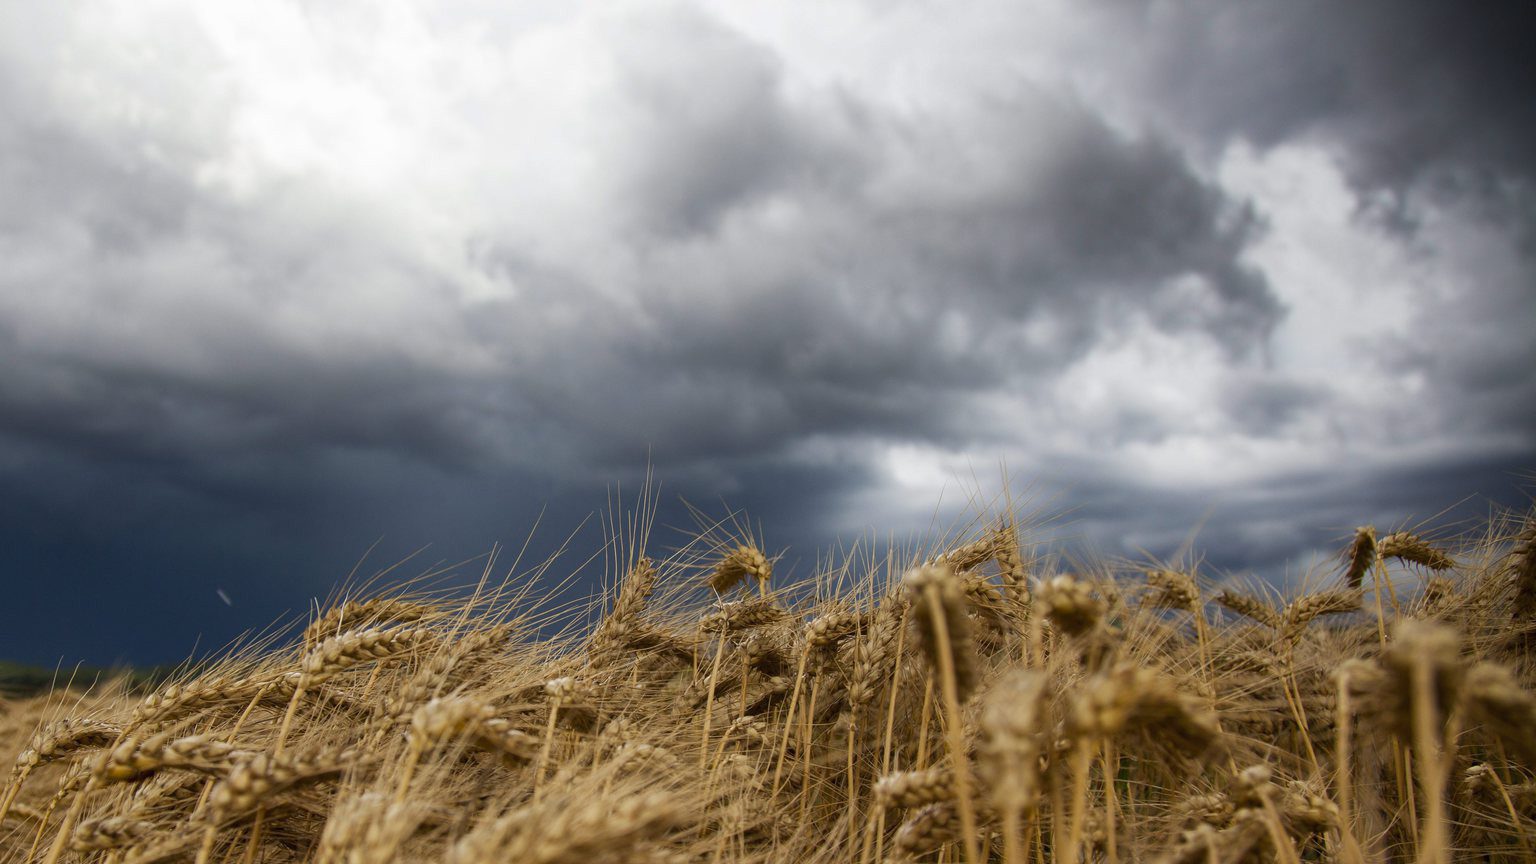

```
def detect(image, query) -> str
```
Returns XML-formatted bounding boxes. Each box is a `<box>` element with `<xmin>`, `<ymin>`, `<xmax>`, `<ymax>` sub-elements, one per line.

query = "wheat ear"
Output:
<box><xmin>707</xmin><ymin>544</ymin><xmax>772</xmax><ymax>595</ymax></box>
<box><xmin>1214</xmin><ymin>590</ymin><xmax>1280</xmax><ymax>630</ymax></box>
<box><xmin>1462</xmin><ymin>662</ymin><xmax>1536</xmax><ymax>766</ymax></box>
<box><xmin>303</xmin><ymin>596</ymin><xmax>428</xmax><ymax>648</ymax></box>
<box><xmin>1506</xmin><ymin>518</ymin><xmax>1536</xmax><ymax>621</ymax></box>
<box><xmin>1281</xmin><ymin>589</ymin><xmax>1363</xmax><ymax>646</ymax></box>
<box><xmin>1378</xmin><ymin>532</ymin><xmax>1454</xmax><ymax>571</ymax></box>
<box><xmin>1342</xmin><ymin>526</ymin><xmax>1377</xmax><ymax>589</ymax></box>
<box><xmin>1</xmin><ymin>719</ymin><xmax>122</xmax><ymax>826</ymax></box>
<box><xmin>875</xmin><ymin>767</ymin><xmax>957</xmax><ymax>810</ymax></box>
<box><xmin>1038</xmin><ymin>574</ymin><xmax>1103</xmax><ymax>637</ymax></box>
<box><xmin>209</xmin><ymin>746</ymin><xmax>358</xmax><ymax>823</ymax></box>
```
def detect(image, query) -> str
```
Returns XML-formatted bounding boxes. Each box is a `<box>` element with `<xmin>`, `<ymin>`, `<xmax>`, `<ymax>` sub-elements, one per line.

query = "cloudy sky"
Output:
<box><xmin>3</xmin><ymin>0</ymin><xmax>1533</xmax><ymax>668</ymax></box>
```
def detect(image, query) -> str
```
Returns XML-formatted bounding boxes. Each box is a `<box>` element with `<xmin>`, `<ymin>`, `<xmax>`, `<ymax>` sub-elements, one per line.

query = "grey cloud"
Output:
<box><xmin>5</xmin><ymin>0</ymin><xmax>1525</xmax><ymax>669</ymax></box>
<box><xmin>598</xmin><ymin>5</ymin><xmax>861</xmax><ymax>239</ymax></box>
<box><xmin>1110</xmin><ymin>0</ymin><xmax>1536</xmax><ymax>226</ymax></box>
<box><xmin>1093</xmin><ymin>0</ymin><xmax>1536</xmax><ymax>462</ymax></box>
<box><xmin>567</xmin><ymin>90</ymin><xmax>1280</xmax><ymax>457</ymax></box>
<box><xmin>1217</xmin><ymin>376</ymin><xmax>1332</xmax><ymax>438</ymax></box>
<box><xmin>1</xmin><ymin>2</ymin><xmax>1284</xmax><ymax>490</ymax></box>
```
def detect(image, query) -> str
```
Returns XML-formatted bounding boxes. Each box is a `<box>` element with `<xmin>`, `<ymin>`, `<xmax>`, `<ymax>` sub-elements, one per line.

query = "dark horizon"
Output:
<box><xmin>7</xmin><ymin>462</ymin><xmax>1531</xmax><ymax>670</ymax></box>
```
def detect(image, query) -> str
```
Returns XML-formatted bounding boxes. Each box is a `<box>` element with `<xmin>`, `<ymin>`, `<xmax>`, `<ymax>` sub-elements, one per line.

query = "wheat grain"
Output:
<box><xmin>96</xmin><ymin>733</ymin><xmax>250</xmax><ymax>784</ymax></box>
<box><xmin>902</xmin><ymin>564</ymin><xmax>979</xmax><ymax>702</ymax></box>
<box><xmin>804</xmin><ymin>606</ymin><xmax>864</xmax><ymax>651</ymax></box>
<box><xmin>1158</xmin><ymin>813</ymin><xmax>1266</xmax><ymax>864</ymax></box>
<box><xmin>978</xmin><ymin>670</ymin><xmax>1045</xmax><ymax>864</ymax></box>
<box><xmin>11</xmin><ymin>719</ymin><xmax>122</xmax><ymax>773</ymax></box>
<box><xmin>1214</xmin><ymin>591</ymin><xmax>1281</xmax><ymax>629</ymax></box>
<box><xmin>934</xmin><ymin>534</ymin><xmax>997</xmax><ymax>572</ymax></box>
<box><xmin>589</xmin><ymin>558</ymin><xmax>659</xmax><ymax>661</ymax></box>
<box><xmin>6</xmin><ymin>489</ymin><xmax>1535</xmax><ymax>864</ymax></box>
<box><xmin>1379</xmin><ymin>532</ymin><xmax>1454</xmax><ymax>571</ymax></box>
<box><xmin>699</xmin><ymin>598</ymin><xmax>786</xmax><ymax>634</ymax></box>
<box><xmin>992</xmin><ymin>525</ymin><xmax>1033</xmax><ymax>622</ymax></box>
<box><xmin>1507</xmin><ymin>518</ymin><xmax>1536</xmax><ymax>620</ymax></box>
<box><xmin>118</xmin><ymin>832</ymin><xmax>203</xmax><ymax>864</ymax></box>
<box><xmin>316</xmin><ymin>793</ymin><xmax>421</xmax><ymax>864</ymax></box>
<box><xmin>1418</xmin><ymin>576</ymin><xmax>1457</xmax><ymax>616</ymax></box>
<box><xmin>874</xmin><ymin>767</ymin><xmax>956</xmax><ymax>810</ymax></box>
<box><xmin>1069</xmin><ymin>664</ymin><xmax>1220</xmax><ymax>757</ymax></box>
<box><xmin>1037</xmin><ymin>575</ymin><xmax>1103</xmax><ymax>637</ymax></box>
<box><xmin>1377</xmin><ymin>619</ymin><xmax>1464</xmax><ymax>730</ymax></box>
<box><xmin>302</xmin><ymin>626</ymin><xmax>435</xmax><ymax>686</ymax></box>
<box><xmin>708</xmin><ymin>545</ymin><xmax>772</xmax><ymax>595</ymax></box>
<box><xmin>1281</xmin><ymin>589</ymin><xmax>1363</xmax><ymax>645</ymax></box>
<box><xmin>1172</xmin><ymin>792</ymin><xmax>1234</xmax><ymax>829</ymax></box>
<box><xmin>209</xmin><ymin>746</ymin><xmax>357</xmax><ymax>821</ymax></box>
<box><xmin>383</xmin><ymin>623</ymin><xmax>513</xmax><ymax>722</ymax></box>
<box><xmin>70</xmin><ymin>816</ymin><xmax>154</xmax><ymax>852</ymax></box>
<box><xmin>131</xmin><ymin>673</ymin><xmax>298</xmax><ymax>725</ymax></box>
<box><xmin>1146</xmin><ymin>569</ymin><xmax>1201</xmax><ymax>613</ymax></box>
<box><xmin>1463</xmin><ymin>661</ymin><xmax>1536</xmax><ymax>766</ymax></box>
<box><xmin>978</xmin><ymin>670</ymin><xmax>1045</xmax><ymax>814</ymax></box>
<box><xmin>846</xmin><ymin>601</ymin><xmax>907</xmax><ymax>712</ymax></box>
<box><xmin>890</xmin><ymin>802</ymin><xmax>959</xmax><ymax>860</ymax></box>
<box><xmin>303</xmin><ymin>597</ymin><xmax>429</xmax><ymax>647</ymax></box>
<box><xmin>449</xmin><ymin>790</ymin><xmax>684</xmax><ymax>864</ymax></box>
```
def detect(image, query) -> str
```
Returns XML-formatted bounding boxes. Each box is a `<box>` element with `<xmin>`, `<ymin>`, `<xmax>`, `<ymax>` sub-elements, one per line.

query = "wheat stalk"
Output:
<box><xmin>902</xmin><ymin>564</ymin><xmax>979</xmax><ymax>864</ymax></box>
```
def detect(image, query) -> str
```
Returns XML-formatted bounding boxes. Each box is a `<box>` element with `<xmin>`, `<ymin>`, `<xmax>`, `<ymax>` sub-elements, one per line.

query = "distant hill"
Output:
<box><xmin>0</xmin><ymin>659</ymin><xmax>164</xmax><ymax>697</ymax></box>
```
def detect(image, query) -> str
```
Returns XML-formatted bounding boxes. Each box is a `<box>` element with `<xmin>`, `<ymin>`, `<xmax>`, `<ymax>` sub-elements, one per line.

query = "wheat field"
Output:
<box><xmin>3</xmin><ymin>495</ymin><xmax>1535</xmax><ymax>864</ymax></box>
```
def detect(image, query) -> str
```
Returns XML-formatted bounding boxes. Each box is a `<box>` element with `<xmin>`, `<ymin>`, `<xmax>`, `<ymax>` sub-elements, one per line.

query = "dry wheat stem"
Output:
<box><xmin>915</xmin><ymin>573</ymin><xmax>980</xmax><ymax>864</ymax></box>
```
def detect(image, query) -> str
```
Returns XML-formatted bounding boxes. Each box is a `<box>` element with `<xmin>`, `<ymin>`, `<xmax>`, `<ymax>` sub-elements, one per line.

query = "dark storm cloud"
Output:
<box><xmin>1024</xmin><ymin>448</ymin><xmax>1533</xmax><ymax>592</ymax></box>
<box><xmin>0</xmin><ymin>0</ymin><xmax>1530</xmax><ymax>667</ymax></box>
<box><xmin>497</xmin><ymin>83</ymin><xmax>1281</xmax><ymax>470</ymax></box>
<box><xmin>1112</xmin><ymin>0</ymin><xmax>1536</xmax><ymax>226</ymax></box>
<box><xmin>0</xmin><ymin>1</ymin><xmax>1279</xmax><ymax>485</ymax></box>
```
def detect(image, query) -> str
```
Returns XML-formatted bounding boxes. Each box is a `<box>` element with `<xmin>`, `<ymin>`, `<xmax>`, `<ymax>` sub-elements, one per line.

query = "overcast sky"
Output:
<box><xmin>2</xmin><ymin>0</ymin><xmax>1533</xmax><ymax>668</ymax></box>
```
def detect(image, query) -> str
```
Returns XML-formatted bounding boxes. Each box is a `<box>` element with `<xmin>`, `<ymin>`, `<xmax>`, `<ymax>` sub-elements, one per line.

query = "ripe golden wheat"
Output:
<box><xmin>3</xmin><ymin>499</ymin><xmax>1536</xmax><ymax>864</ymax></box>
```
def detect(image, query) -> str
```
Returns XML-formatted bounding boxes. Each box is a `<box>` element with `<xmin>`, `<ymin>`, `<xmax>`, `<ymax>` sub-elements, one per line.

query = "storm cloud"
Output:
<box><xmin>1</xmin><ymin>0</ymin><xmax>1531</xmax><ymax>666</ymax></box>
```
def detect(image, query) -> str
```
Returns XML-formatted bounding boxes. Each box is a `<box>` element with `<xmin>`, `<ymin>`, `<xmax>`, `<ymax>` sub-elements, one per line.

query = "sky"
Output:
<box><xmin>2</xmin><ymin>0</ymin><xmax>1533</xmax><ymax>668</ymax></box>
